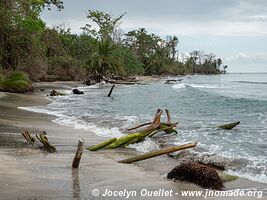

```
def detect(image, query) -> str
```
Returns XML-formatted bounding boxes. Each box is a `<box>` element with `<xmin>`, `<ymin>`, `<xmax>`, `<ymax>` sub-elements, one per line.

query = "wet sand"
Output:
<box><xmin>0</xmin><ymin>82</ymin><xmax>267</xmax><ymax>200</ymax></box>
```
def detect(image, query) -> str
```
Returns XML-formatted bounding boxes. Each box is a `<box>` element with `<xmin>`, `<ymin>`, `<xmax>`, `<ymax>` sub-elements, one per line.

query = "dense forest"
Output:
<box><xmin>0</xmin><ymin>0</ymin><xmax>228</xmax><ymax>92</ymax></box>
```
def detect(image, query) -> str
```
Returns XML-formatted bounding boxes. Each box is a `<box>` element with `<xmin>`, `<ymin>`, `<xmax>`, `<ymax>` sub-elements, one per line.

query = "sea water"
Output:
<box><xmin>20</xmin><ymin>74</ymin><xmax>267</xmax><ymax>184</ymax></box>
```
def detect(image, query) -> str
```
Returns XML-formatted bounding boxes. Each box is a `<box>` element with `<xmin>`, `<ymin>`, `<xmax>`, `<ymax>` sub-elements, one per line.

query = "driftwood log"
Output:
<box><xmin>165</xmin><ymin>79</ymin><xmax>183</xmax><ymax>84</ymax></box>
<box><xmin>87</xmin><ymin>138</ymin><xmax>117</xmax><ymax>151</ymax></box>
<box><xmin>218</xmin><ymin>121</ymin><xmax>240</xmax><ymax>130</ymax></box>
<box><xmin>87</xmin><ymin>109</ymin><xmax>178</xmax><ymax>151</ymax></box>
<box><xmin>119</xmin><ymin>142</ymin><xmax>197</xmax><ymax>164</ymax></box>
<box><xmin>72</xmin><ymin>139</ymin><xmax>84</xmax><ymax>168</ymax></box>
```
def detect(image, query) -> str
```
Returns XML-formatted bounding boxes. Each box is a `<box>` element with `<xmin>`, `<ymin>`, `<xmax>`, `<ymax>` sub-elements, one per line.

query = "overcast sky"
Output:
<box><xmin>41</xmin><ymin>0</ymin><xmax>267</xmax><ymax>73</ymax></box>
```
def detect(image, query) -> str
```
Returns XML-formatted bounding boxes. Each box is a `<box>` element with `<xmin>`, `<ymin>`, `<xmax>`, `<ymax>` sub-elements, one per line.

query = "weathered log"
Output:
<box><xmin>87</xmin><ymin>138</ymin><xmax>117</xmax><ymax>151</ymax></box>
<box><xmin>36</xmin><ymin>132</ymin><xmax>56</xmax><ymax>153</ymax></box>
<box><xmin>88</xmin><ymin>109</ymin><xmax>163</xmax><ymax>150</ymax></box>
<box><xmin>72</xmin><ymin>139</ymin><xmax>84</xmax><ymax>168</ymax></box>
<box><xmin>165</xmin><ymin>79</ymin><xmax>183</xmax><ymax>84</ymax></box>
<box><xmin>50</xmin><ymin>89</ymin><xmax>66</xmax><ymax>96</ymax></box>
<box><xmin>89</xmin><ymin>109</ymin><xmax>179</xmax><ymax>151</ymax></box>
<box><xmin>218</xmin><ymin>121</ymin><xmax>240</xmax><ymax>130</ymax></box>
<box><xmin>119</xmin><ymin>142</ymin><xmax>197</xmax><ymax>164</ymax></box>
<box><xmin>149</xmin><ymin>122</ymin><xmax>178</xmax><ymax>137</ymax></box>
<box><xmin>107</xmin><ymin>84</ymin><xmax>115</xmax><ymax>97</ymax></box>
<box><xmin>105</xmin><ymin>131</ymin><xmax>153</xmax><ymax>149</ymax></box>
<box><xmin>127</xmin><ymin>109</ymin><xmax>177</xmax><ymax>134</ymax></box>
<box><xmin>105</xmin><ymin>79</ymin><xmax>136</xmax><ymax>85</ymax></box>
<box><xmin>22</xmin><ymin>130</ymin><xmax>35</xmax><ymax>145</ymax></box>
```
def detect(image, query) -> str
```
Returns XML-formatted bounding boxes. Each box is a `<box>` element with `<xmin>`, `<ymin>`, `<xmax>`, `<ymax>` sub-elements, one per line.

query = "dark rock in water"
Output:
<box><xmin>50</xmin><ymin>89</ymin><xmax>65</xmax><ymax>96</ymax></box>
<box><xmin>40</xmin><ymin>88</ymin><xmax>45</xmax><ymax>91</ymax></box>
<box><xmin>72</xmin><ymin>89</ymin><xmax>84</xmax><ymax>95</ymax></box>
<box><xmin>167</xmin><ymin>162</ymin><xmax>224</xmax><ymax>190</ymax></box>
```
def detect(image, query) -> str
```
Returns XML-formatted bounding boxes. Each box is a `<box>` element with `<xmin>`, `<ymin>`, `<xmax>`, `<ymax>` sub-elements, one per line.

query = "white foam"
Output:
<box><xmin>226</xmin><ymin>169</ymin><xmax>267</xmax><ymax>184</ymax></box>
<box><xmin>172</xmin><ymin>83</ymin><xmax>187</xmax><ymax>89</ymax></box>
<box><xmin>171</xmin><ymin>83</ymin><xmax>219</xmax><ymax>90</ymax></box>
<box><xmin>128</xmin><ymin>138</ymin><xmax>160</xmax><ymax>153</ymax></box>
<box><xmin>19</xmin><ymin>106</ymin><xmax>124</xmax><ymax>138</ymax></box>
<box><xmin>188</xmin><ymin>84</ymin><xmax>218</xmax><ymax>89</ymax></box>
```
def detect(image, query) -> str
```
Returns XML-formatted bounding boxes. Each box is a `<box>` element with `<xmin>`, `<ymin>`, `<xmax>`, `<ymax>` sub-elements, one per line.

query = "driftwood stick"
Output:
<box><xmin>148</xmin><ymin>122</ymin><xmax>178</xmax><ymax>137</ymax></box>
<box><xmin>36</xmin><ymin>133</ymin><xmax>56</xmax><ymax>153</ymax></box>
<box><xmin>107</xmin><ymin>84</ymin><xmax>115</xmax><ymax>97</ymax></box>
<box><xmin>127</xmin><ymin>122</ymin><xmax>152</xmax><ymax>131</ymax></box>
<box><xmin>72</xmin><ymin>139</ymin><xmax>84</xmax><ymax>168</ymax></box>
<box><xmin>119</xmin><ymin>142</ymin><xmax>197</xmax><ymax>164</ymax></box>
<box><xmin>87</xmin><ymin>138</ymin><xmax>117</xmax><ymax>151</ymax></box>
<box><xmin>165</xmin><ymin>109</ymin><xmax>171</xmax><ymax>124</ymax></box>
<box><xmin>22</xmin><ymin>130</ymin><xmax>35</xmax><ymax>145</ymax></box>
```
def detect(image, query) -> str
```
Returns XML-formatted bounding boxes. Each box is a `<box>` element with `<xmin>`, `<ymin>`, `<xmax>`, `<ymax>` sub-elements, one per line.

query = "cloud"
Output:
<box><xmin>42</xmin><ymin>0</ymin><xmax>267</xmax><ymax>36</ymax></box>
<box><xmin>226</xmin><ymin>53</ymin><xmax>267</xmax><ymax>64</ymax></box>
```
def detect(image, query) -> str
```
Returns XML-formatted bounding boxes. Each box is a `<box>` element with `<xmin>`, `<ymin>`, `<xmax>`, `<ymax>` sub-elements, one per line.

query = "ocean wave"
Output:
<box><xmin>128</xmin><ymin>138</ymin><xmax>160</xmax><ymax>153</ymax></box>
<box><xmin>171</xmin><ymin>83</ymin><xmax>187</xmax><ymax>89</ymax></box>
<box><xmin>174</xmin><ymin>150</ymin><xmax>267</xmax><ymax>184</ymax></box>
<box><xmin>233</xmin><ymin>81</ymin><xmax>267</xmax><ymax>85</ymax></box>
<box><xmin>172</xmin><ymin>83</ymin><xmax>219</xmax><ymax>89</ymax></box>
<box><xmin>18</xmin><ymin>106</ymin><xmax>124</xmax><ymax>138</ymax></box>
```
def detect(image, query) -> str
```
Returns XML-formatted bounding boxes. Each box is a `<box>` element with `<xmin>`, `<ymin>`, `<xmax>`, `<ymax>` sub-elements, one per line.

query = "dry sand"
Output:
<box><xmin>0</xmin><ymin>82</ymin><xmax>266</xmax><ymax>200</ymax></box>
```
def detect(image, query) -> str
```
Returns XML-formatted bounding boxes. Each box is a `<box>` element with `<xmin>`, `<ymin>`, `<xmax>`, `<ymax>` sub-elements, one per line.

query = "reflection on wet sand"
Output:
<box><xmin>72</xmin><ymin>168</ymin><xmax>80</xmax><ymax>200</ymax></box>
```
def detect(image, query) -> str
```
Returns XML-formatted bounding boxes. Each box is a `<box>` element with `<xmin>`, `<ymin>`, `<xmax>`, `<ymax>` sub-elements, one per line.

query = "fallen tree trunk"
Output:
<box><xmin>218</xmin><ymin>121</ymin><xmax>240</xmax><ymax>130</ymax></box>
<box><xmin>104</xmin><ymin>79</ymin><xmax>136</xmax><ymax>85</ymax></box>
<box><xmin>87</xmin><ymin>138</ymin><xmax>117</xmax><ymax>151</ymax></box>
<box><xmin>87</xmin><ymin>109</ymin><xmax>178</xmax><ymax>151</ymax></box>
<box><xmin>165</xmin><ymin>79</ymin><xmax>183</xmax><ymax>84</ymax></box>
<box><xmin>72</xmin><ymin>139</ymin><xmax>84</xmax><ymax>168</ymax></box>
<box><xmin>119</xmin><ymin>142</ymin><xmax>197</xmax><ymax>164</ymax></box>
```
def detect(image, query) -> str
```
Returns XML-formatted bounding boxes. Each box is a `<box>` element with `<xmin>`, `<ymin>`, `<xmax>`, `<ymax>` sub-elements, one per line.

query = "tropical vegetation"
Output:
<box><xmin>0</xmin><ymin>0</ymin><xmax>228</xmax><ymax>92</ymax></box>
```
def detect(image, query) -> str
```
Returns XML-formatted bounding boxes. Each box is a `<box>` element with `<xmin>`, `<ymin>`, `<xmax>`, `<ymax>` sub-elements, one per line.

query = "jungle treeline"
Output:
<box><xmin>0</xmin><ymin>0</ymin><xmax>228</xmax><ymax>83</ymax></box>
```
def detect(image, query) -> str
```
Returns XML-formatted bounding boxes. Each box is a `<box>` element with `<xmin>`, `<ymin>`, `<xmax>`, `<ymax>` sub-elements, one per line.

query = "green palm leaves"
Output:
<box><xmin>91</xmin><ymin>39</ymin><xmax>123</xmax><ymax>76</ymax></box>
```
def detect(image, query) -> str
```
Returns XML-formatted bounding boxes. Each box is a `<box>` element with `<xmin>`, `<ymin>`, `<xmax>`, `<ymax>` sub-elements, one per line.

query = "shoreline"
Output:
<box><xmin>0</xmin><ymin>81</ymin><xmax>267</xmax><ymax>199</ymax></box>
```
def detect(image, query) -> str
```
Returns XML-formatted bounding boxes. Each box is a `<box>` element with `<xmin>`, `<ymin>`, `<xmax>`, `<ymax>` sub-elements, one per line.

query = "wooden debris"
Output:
<box><xmin>87</xmin><ymin>138</ymin><xmax>117</xmax><ymax>151</ymax></box>
<box><xmin>107</xmin><ymin>84</ymin><xmax>115</xmax><ymax>97</ymax></box>
<box><xmin>119</xmin><ymin>142</ymin><xmax>197</xmax><ymax>164</ymax></box>
<box><xmin>87</xmin><ymin>109</ymin><xmax>178</xmax><ymax>151</ymax></box>
<box><xmin>36</xmin><ymin>132</ymin><xmax>56</xmax><ymax>153</ymax></box>
<box><xmin>50</xmin><ymin>89</ymin><xmax>66</xmax><ymax>96</ymax></box>
<box><xmin>72</xmin><ymin>139</ymin><xmax>84</xmax><ymax>168</ymax></box>
<box><xmin>165</xmin><ymin>79</ymin><xmax>183</xmax><ymax>84</ymax></box>
<box><xmin>167</xmin><ymin>162</ymin><xmax>224</xmax><ymax>190</ymax></box>
<box><xmin>22</xmin><ymin>130</ymin><xmax>35</xmax><ymax>145</ymax></box>
<box><xmin>218</xmin><ymin>121</ymin><xmax>240</xmax><ymax>130</ymax></box>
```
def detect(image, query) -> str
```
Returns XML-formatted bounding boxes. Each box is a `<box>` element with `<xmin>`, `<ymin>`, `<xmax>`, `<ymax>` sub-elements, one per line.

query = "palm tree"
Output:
<box><xmin>91</xmin><ymin>39</ymin><xmax>123</xmax><ymax>77</ymax></box>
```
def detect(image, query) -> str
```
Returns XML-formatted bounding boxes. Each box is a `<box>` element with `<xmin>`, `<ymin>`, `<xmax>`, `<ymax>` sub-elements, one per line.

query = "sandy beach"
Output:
<box><xmin>0</xmin><ymin>82</ymin><xmax>267</xmax><ymax>200</ymax></box>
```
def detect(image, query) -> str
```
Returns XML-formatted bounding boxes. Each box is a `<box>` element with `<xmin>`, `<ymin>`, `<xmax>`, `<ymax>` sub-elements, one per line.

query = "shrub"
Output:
<box><xmin>0</xmin><ymin>71</ymin><xmax>33</xmax><ymax>93</ymax></box>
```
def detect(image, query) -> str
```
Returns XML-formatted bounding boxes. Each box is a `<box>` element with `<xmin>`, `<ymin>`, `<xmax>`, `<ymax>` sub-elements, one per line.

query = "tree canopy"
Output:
<box><xmin>0</xmin><ymin>2</ymin><xmax>228</xmax><ymax>83</ymax></box>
